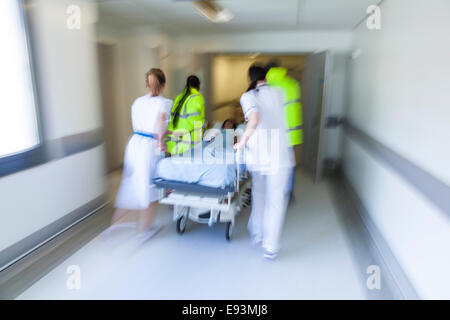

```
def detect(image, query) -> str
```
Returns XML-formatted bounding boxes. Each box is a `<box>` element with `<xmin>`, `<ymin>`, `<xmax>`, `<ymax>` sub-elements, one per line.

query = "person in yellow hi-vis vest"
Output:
<box><xmin>167</xmin><ymin>75</ymin><xmax>206</xmax><ymax>155</ymax></box>
<box><xmin>265</xmin><ymin>62</ymin><xmax>303</xmax><ymax>198</ymax></box>
<box><xmin>265</xmin><ymin>62</ymin><xmax>303</xmax><ymax>147</ymax></box>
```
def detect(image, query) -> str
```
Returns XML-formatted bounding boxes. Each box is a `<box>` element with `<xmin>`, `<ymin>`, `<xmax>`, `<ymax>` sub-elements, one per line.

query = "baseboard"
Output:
<box><xmin>0</xmin><ymin>197</ymin><xmax>112</xmax><ymax>299</ymax></box>
<box><xmin>329</xmin><ymin>172</ymin><xmax>420</xmax><ymax>300</ymax></box>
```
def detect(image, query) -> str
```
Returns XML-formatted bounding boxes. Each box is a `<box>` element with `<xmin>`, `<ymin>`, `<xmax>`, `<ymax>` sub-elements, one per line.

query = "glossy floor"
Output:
<box><xmin>17</xmin><ymin>170</ymin><xmax>367</xmax><ymax>299</ymax></box>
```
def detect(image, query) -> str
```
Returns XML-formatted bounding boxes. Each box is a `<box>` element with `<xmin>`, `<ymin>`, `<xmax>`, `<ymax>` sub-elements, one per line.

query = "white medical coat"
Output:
<box><xmin>240</xmin><ymin>83</ymin><xmax>294</xmax><ymax>174</ymax></box>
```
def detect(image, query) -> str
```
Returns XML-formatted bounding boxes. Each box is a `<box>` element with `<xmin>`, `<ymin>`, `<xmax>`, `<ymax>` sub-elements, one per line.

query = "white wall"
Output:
<box><xmin>32</xmin><ymin>0</ymin><xmax>103</xmax><ymax>140</ymax></box>
<box><xmin>96</xmin><ymin>24</ymin><xmax>175</xmax><ymax>161</ymax></box>
<box><xmin>343</xmin><ymin>0</ymin><xmax>450</xmax><ymax>299</ymax></box>
<box><xmin>0</xmin><ymin>0</ymin><xmax>105</xmax><ymax>251</ymax></box>
<box><xmin>212</xmin><ymin>57</ymin><xmax>249</xmax><ymax>105</ymax></box>
<box><xmin>0</xmin><ymin>147</ymin><xmax>105</xmax><ymax>251</ymax></box>
<box><xmin>173</xmin><ymin>30</ymin><xmax>352</xmax><ymax>54</ymax></box>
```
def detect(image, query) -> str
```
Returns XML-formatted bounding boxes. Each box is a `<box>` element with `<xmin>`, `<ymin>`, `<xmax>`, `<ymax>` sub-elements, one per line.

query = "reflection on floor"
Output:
<box><xmin>17</xmin><ymin>170</ymin><xmax>367</xmax><ymax>299</ymax></box>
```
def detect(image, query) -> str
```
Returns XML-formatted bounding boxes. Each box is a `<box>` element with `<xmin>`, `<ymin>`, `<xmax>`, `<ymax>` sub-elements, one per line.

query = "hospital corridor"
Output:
<box><xmin>13</xmin><ymin>170</ymin><xmax>367</xmax><ymax>300</ymax></box>
<box><xmin>1</xmin><ymin>0</ymin><xmax>449</xmax><ymax>302</ymax></box>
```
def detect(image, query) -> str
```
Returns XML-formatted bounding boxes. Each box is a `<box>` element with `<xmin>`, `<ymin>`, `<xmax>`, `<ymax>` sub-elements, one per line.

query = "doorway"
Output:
<box><xmin>301</xmin><ymin>51</ymin><xmax>331</xmax><ymax>181</ymax></box>
<box><xmin>208</xmin><ymin>52</ymin><xmax>332</xmax><ymax>176</ymax></box>
<box><xmin>210</xmin><ymin>54</ymin><xmax>306</xmax><ymax>166</ymax></box>
<box><xmin>97</xmin><ymin>43</ymin><xmax>121</xmax><ymax>173</ymax></box>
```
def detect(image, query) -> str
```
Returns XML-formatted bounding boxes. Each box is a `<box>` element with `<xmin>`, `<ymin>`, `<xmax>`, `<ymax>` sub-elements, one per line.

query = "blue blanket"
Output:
<box><xmin>155</xmin><ymin>136</ymin><xmax>244</xmax><ymax>188</ymax></box>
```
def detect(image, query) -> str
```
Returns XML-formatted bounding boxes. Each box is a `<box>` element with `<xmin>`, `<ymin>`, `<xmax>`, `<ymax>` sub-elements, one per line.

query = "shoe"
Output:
<box><xmin>263</xmin><ymin>250</ymin><xmax>279</xmax><ymax>260</ymax></box>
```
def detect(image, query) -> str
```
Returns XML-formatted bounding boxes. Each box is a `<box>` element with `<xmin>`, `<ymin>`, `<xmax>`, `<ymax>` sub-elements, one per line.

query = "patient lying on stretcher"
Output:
<box><xmin>154</xmin><ymin>121</ymin><xmax>245</xmax><ymax>189</ymax></box>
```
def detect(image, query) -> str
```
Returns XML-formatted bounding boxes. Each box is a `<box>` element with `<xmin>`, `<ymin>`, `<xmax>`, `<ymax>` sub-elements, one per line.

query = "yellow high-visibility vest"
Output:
<box><xmin>167</xmin><ymin>87</ymin><xmax>206</xmax><ymax>154</ymax></box>
<box><xmin>266</xmin><ymin>67</ymin><xmax>303</xmax><ymax>146</ymax></box>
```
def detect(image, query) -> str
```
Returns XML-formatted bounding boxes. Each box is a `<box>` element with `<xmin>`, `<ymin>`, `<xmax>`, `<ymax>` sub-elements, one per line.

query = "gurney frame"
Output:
<box><xmin>155</xmin><ymin>151</ymin><xmax>250</xmax><ymax>240</ymax></box>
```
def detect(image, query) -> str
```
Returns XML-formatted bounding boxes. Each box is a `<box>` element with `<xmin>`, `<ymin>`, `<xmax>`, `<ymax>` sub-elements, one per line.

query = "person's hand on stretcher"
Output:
<box><xmin>234</xmin><ymin>112</ymin><xmax>259</xmax><ymax>151</ymax></box>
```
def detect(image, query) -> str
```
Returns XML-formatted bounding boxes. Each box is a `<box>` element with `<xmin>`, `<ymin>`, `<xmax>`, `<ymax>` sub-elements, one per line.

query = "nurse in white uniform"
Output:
<box><xmin>112</xmin><ymin>68</ymin><xmax>173</xmax><ymax>239</ymax></box>
<box><xmin>235</xmin><ymin>65</ymin><xmax>294</xmax><ymax>259</ymax></box>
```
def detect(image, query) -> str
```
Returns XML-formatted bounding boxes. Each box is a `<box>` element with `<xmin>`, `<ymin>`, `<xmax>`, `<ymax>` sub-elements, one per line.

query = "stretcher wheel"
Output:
<box><xmin>176</xmin><ymin>215</ymin><xmax>187</xmax><ymax>234</ymax></box>
<box><xmin>225</xmin><ymin>222</ymin><xmax>233</xmax><ymax>241</ymax></box>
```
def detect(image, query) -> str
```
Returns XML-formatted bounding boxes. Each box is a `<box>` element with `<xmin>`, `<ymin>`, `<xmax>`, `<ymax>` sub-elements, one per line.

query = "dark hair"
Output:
<box><xmin>172</xmin><ymin>75</ymin><xmax>201</xmax><ymax>127</ymax></box>
<box><xmin>145</xmin><ymin>68</ymin><xmax>166</xmax><ymax>96</ymax></box>
<box><xmin>221</xmin><ymin>119</ymin><xmax>236</xmax><ymax>130</ymax></box>
<box><xmin>264</xmin><ymin>59</ymin><xmax>281</xmax><ymax>72</ymax></box>
<box><xmin>246</xmin><ymin>65</ymin><xmax>266</xmax><ymax>92</ymax></box>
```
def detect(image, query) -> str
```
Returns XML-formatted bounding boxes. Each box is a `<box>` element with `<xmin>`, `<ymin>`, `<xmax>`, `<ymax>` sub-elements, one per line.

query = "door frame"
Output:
<box><xmin>314</xmin><ymin>51</ymin><xmax>333</xmax><ymax>182</ymax></box>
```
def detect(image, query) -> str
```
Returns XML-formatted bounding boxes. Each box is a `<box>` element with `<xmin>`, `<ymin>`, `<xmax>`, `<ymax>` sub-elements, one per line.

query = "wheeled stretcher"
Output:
<box><xmin>154</xmin><ymin>149</ymin><xmax>251</xmax><ymax>240</ymax></box>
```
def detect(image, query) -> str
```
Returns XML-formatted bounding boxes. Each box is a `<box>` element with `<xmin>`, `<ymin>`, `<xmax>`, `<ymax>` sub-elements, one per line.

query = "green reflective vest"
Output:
<box><xmin>167</xmin><ymin>88</ymin><xmax>206</xmax><ymax>155</ymax></box>
<box><xmin>266</xmin><ymin>67</ymin><xmax>303</xmax><ymax>146</ymax></box>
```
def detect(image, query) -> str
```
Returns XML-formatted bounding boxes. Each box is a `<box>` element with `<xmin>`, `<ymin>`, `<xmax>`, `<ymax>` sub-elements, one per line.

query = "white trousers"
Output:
<box><xmin>248</xmin><ymin>167</ymin><xmax>293</xmax><ymax>253</ymax></box>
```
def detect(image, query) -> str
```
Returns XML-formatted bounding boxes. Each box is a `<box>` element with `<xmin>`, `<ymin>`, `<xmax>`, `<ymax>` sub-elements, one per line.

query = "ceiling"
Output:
<box><xmin>96</xmin><ymin>0</ymin><xmax>378</xmax><ymax>34</ymax></box>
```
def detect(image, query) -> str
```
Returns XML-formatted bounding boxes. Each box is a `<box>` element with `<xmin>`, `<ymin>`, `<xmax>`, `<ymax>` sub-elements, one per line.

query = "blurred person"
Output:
<box><xmin>221</xmin><ymin>118</ymin><xmax>236</xmax><ymax>130</ymax></box>
<box><xmin>203</xmin><ymin>118</ymin><xmax>236</xmax><ymax>148</ymax></box>
<box><xmin>265</xmin><ymin>61</ymin><xmax>303</xmax><ymax>200</ymax></box>
<box><xmin>167</xmin><ymin>75</ymin><xmax>206</xmax><ymax>155</ymax></box>
<box><xmin>221</xmin><ymin>118</ymin><xmax>237</xmax><ymax>147</ymax></box>
<box><xmin>265</xmin><ymin>61</ymin><xmax>303</xmax><ymax>148</ymax></box>
<box><xmin>234</xmin><ymin>66</ymin><xmax>294</xmax><ymax>260</ymax></box>
<box><xmin>110</xmin><ymin>68</ymin><xmax>172</xmax><ymax>241</ymax></box>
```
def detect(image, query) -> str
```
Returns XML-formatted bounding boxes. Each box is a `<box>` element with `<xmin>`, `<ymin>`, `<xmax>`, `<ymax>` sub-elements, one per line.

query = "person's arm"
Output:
<box><xmin>157</xmin><ymin>100</ymin><xmax>173</xmax><ymax>151</ymax></box>
<box><xmin>157</xmin><ymin>112</ymin><xmax>168</xmax><ymax>152</ymax></box>
<box><xmin>234</xmin><ymin>111</ymin><xmax>259</xmax><ymax>150</ymax></box>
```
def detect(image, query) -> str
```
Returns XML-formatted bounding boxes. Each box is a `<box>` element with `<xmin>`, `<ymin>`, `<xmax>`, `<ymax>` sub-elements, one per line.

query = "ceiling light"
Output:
<box><xmin>194</xmin><ymin>0</ymin><xmax>234</xmax><ymax>23</ymax></box>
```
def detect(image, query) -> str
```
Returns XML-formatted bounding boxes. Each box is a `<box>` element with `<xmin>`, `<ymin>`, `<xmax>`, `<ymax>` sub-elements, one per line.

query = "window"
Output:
<box><xmin>0</xmin><ymin>0</ymin><xmax>40</xmax><ymax>159</ymax></box>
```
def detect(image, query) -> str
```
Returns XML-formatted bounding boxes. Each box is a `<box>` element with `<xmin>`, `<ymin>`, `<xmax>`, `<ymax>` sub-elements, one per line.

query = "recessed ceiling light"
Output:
<box><xmin>193</xmin><ymin>0</ymin><xmax>234</xmax><ymax>23</ymax></box>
